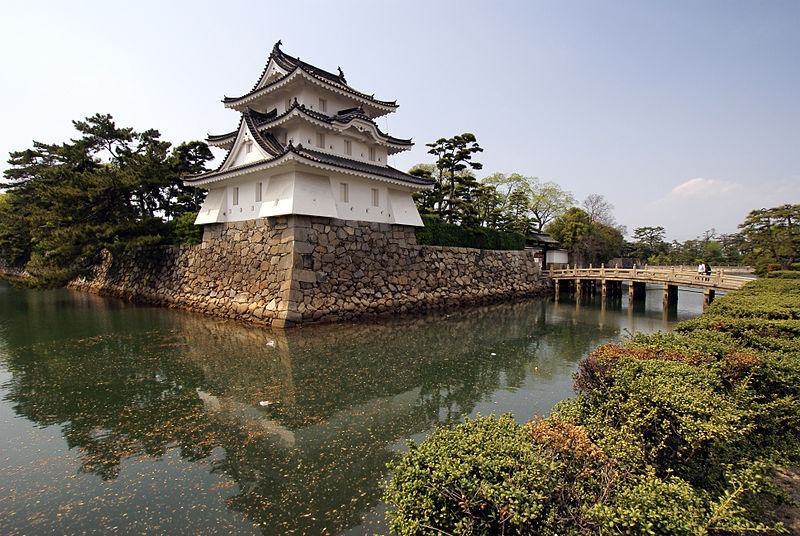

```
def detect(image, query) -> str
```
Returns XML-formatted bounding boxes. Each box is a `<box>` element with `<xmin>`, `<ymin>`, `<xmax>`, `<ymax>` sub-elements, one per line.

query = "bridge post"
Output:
<box><xmin>704</xmin><ymin>289</ymin><xmax>716</xmax><ymax>308</ymax></box>
<box><xmin>575</xmin><ymin>279</ymin><xmax>582</xmax><ymax>299</ymax></box>
<box><xmin>628</xmin><ymin>281</ymin><xmax>646</xmax><ymax>304</ymax></box>
<box><xmin>663</xmin><ymin>284</ymin><xmax>678</xmax><ymax>308</ymax></box>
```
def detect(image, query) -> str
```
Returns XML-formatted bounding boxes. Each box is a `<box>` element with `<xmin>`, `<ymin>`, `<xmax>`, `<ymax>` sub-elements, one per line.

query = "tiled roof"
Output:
<box><xmin>185</xmin><ymin>142</ymin><xmax>433</xmax><ymax>189</ymax></box>
<box><xmin>242</xmin><ymin>110</ymin><xmax>283</xmax><ymax>156</ymax></box>
<box><xmin>207</xmin><ymin>102</ymin><xmax>411</xmax><ymax>149</ymax></box>
<box><xmin>207</xmin><ymin>131</ymin><xmax>236</xmax><ymax>146</ymax></box>
<box><xmin>223</xmin><ymin>41</ymin><xmax>398</xmax><ymax>111</ymax></box>
<box><xmin>240</xmin><ymin>100</ymin><xmax>412</xmax><ymax>149</ymax></box>
<box><xmin>529</xmin><ymin>233</ymin><xmax>560</xmax><ymax>245</ymax></box>
<box><xmin>293</xmin><ymin>146</ymin><xmax>433</xmax><ymax>186</ymax></box>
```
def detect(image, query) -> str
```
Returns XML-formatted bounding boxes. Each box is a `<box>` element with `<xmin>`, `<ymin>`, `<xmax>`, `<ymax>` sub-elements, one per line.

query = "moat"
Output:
<box><xmin>0</xmin><ymin>282</ymin><xmax>706</xmax><ymax>535</ymax></box>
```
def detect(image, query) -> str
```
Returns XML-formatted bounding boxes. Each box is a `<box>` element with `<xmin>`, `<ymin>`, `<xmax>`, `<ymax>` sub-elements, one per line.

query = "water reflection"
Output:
<box><xmin>0</xmin><ymin>284</ymin><xmax>701</xmax><ymax>535</ymax></box>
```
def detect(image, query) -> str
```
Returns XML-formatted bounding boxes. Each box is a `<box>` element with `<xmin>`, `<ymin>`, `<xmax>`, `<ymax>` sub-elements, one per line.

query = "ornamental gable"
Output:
<box><xmin>219</xmin><ymin>121</ymin><xmax>270</xmax><ymax>173</ymax></box>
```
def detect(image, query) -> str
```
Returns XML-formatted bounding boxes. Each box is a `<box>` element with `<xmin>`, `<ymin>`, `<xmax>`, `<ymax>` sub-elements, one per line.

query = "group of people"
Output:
<box><xmin>698</xmin><ymin>261</ymin><xmax>712</xmax><ymax>280</ymax></box>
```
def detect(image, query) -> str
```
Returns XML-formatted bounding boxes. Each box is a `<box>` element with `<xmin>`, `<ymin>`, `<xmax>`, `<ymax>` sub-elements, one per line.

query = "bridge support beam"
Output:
<box><xmin>602</xmin><ymin>280</ymin><xmax>622</xmax><ymax>299</ymax></box>
<box><xmin>704</xmin><ymin>289</ymin><xmax>716</xmax><ymax>308</ymax></box>
<box><xmin>628</xmin><ymin>281</ymin><xmax>646</xmax><ymax>303</ymax></box>
<box><xmin>663</xmin><ymin>284</ymin><xmax>678</xmax><ymax>308</ymax></box>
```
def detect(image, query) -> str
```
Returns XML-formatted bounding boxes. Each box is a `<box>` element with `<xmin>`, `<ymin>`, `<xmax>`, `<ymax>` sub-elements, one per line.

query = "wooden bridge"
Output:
<box><xmin>546</xmin><ymin>265</ymin><xmax>753</xmax><ymax>308</ymax></box>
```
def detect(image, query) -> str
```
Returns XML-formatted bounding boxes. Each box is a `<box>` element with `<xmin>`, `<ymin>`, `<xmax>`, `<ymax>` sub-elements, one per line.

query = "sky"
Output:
<box><xmin>1</xmin><ymin>0</ymin><xmax>798</xmax><ymax>241</ymax></box>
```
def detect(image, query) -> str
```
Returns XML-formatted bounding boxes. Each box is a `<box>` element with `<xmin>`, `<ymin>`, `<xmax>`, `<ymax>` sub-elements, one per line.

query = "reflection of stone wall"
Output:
<box><xmin>69</xmin><ymin>216</ymin><xmax>548</xmax><ymax>327</ymax></box>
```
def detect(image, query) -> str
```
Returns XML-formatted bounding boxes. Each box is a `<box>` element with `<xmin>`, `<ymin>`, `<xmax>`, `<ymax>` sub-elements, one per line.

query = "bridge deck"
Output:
<box><xmin>547</xmin><ymin>266</ymin><xmax>752</xmax><ymax>292</ymax></box>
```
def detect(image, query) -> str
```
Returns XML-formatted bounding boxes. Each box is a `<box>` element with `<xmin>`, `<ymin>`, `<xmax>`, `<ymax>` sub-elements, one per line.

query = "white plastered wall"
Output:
<box><xmin>194</xmin><ymin>171</ymin><xmax>425</xmax><ymax>226</ymax></box>
<box><xmin>194</xmin><ymin>188</ymin><xmax>227</xmax><ymax>224</ymax></box>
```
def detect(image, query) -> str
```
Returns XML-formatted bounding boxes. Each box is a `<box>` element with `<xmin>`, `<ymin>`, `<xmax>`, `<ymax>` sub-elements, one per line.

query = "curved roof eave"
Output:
<box><xmin>223</xmin><ymin>68</ymin><xmax>398</xmax><ymax>115</ymax></box>
<box><xmin>207</xmin><ymin>131</ymin><xmax>236</xmax><ymax>149</ymax></box>
<box><xmin>247</xmin><ymin>104</ymin><xmax>412</xmax><ymax>151</ymax></box>
<box><xmin>183</xmin><ymin>148</ymin><xmax>433</xmax><ymax>190</ymax></box>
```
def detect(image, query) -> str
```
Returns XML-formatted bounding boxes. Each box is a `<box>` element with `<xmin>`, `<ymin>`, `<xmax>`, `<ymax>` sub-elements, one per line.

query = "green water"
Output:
<box><xmin>0</xmin><ymin>283</ymin><xmax>705</xmax><ymax>535</ymax></box>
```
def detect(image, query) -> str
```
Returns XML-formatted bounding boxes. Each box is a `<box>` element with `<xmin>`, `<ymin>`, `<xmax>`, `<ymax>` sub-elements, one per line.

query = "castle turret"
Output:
<box><xmin>185</xmin><ymin>41</ymin><xmax>433</xmax><ymax>227</ymax></box>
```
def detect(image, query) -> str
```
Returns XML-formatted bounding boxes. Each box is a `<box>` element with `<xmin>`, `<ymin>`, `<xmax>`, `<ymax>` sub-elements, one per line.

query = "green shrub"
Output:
<box><xmin>415</xmin><ymin>214</ymin><xmax>524</xmax><ymax>250</ymax></box>
<box><xmin>386</xmin><ymin>277</ymin><xmax>800</xmax><ymax>534</ymax></box>
<box><xmin>567</xmin><ymin>357</ymin><xmax>746</xmax><ymax>485</ymax></box>
<box><xmin>765</xmin><ymin>269</ymin><xmax>800</xmax><ymax>279</ymax></box>
<box><xmin>586</xmin><ymin>464</ymin><xmax>777</xmax><ymax>536</ymax></box>
<box><xmin>587</xmin><ymin>472</ymin><xmax>707</xmax><ymax>536</ymax></box>
<box><xmin>385</xmin><ymin>415</ymin><xmax>558</xmax><ymax>536</ymax></box>
<box><xmin>166</xmin><ymin>212</ymin><xmax>203</xmax><ymax>246</ymax></box>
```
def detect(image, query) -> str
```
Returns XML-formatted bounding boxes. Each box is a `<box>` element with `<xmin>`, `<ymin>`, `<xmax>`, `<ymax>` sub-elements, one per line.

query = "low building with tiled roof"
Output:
<box><xmin>185</xmin><ymin>41</ymin><xmax>432</xmax><ymax>227</ymax></box>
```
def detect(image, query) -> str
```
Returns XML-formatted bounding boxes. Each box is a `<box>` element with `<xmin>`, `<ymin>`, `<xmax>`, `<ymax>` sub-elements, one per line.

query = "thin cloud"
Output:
<box><xmin>669</xmin><ymin>178</ymin><xmax>739</xmax><ymax>198</ymax></box>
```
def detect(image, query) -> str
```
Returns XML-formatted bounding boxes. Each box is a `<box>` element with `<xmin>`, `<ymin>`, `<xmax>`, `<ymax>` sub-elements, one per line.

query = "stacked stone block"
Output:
<box><xmin>69</xmin><ymin>216</ymin><xmax>548</xmax><ymax>327</ymax></box>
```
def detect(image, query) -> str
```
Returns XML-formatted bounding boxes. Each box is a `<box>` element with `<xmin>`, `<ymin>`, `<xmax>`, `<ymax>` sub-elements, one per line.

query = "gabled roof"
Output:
<box><xmin>184</xmin><ymin>141</ymin><xmax>433</xmax><ymax>190</ymax></box>
<box><xmin>222</xmin><ymin>41</ymin><xmax>398</xmax><ymax>118</ymax></box>
<box><xmin>242</xmin><ymin>111</ymin><xmax>283</xmax><ymax>155</ymax></box>
<box><xmin>528</xmin><ymin>232</ymin><xmax>560</xmax><ymax>246</ymax></box>
<box><xmin>207</xmin><ymin>100</ymin><xmax>413</xmax><ymax>154</ymax></box>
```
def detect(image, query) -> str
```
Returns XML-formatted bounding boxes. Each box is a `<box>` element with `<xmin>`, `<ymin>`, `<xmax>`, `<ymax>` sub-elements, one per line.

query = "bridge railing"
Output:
<box><xmin>546</xmin><ymin>265</ymin><xmax>752</xmax><ymax>291</ymax></box>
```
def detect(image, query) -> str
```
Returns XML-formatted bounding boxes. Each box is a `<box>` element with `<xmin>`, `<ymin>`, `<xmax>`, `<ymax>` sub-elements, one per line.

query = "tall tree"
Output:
<box><xmin>629</xmin><ymin>226</ymin><xmax>668</xmax><ymax>261</ymax></box>
<box><xmin>424</xmin><ymin>133</ymin><xmax>484</xmax><ymax>224</ymax></box>
<box><xmin>472</xmin><ymin>183</ymin><xmax>504</xmax><ymax>229</ymax></box>
<box><xmin>529</xmin><ymin>180</ymin><xmax>576</xmax><ymax>232</ymax></box>
<box><xmin>482</xmin><ymin>173</ymin><xmax>575</xmax><ymax>233</ymax></box>
<box><xmin>582</xmin><ymin>194</ymin><xmax>616</xmax><ymax>227</ymax></box>
<box><xmin>738</xmin><ymin>204</ymin><xmax>800</xmax><ymax>271</ymax></box>
<box><xmin>1</xmin><ymin>113</ymin><xmax>211</xmax><ymax>276</ymax></box>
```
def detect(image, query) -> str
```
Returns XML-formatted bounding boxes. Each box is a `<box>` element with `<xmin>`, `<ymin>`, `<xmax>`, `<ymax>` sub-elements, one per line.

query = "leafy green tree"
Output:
<box><xmin>482</xmin><ymin>173</ymin><xmax>575</xmax><ymax>234</ymax></box>
<box><xmin>1</xmin><ymin>113</ymin><xmax>212</xmax><ymax>278</ymax></box>
<box><xmin>0</xmin><ymin>192</ymin><xmax>32</xmax><ymax>268</ymax></box>
<box><xmin>409</xmin><ymin>164</ymin><xmax>437</xmax><ymax>215</ymax></box>
<box><xmin>547</xmin><ymin>207</ymin><xmax>623</xmax><ymax>266</ymax></box>
<box><xmin>718</xmin><ymin>232</ymin><xmax>744</xmax><ymax>265</ymax></box>
<box><xmin>504</xmin><ymin>188</ymin><xmax>534</xmax><ymax>235</ymax></box>
<box><xmin>167</xmin><ymin>141</ymin><xmax>213</xmax><ymax>217</ymax></box>
<box><xmin>738</xmin><ymin>204</ymin><xmax>800</xmax><ymax>272</ymax></box>
<box><xmin>629</xmin><ymin>226</ymin><xmax>668</xmax><ymax>261</ymax></box>
<box><xmin>472</xmin><ymin>182</ymin><xmax>504</xmax><ymax>228</ymax></box>
<box><xmin>422</xmin><ymin>133</ymin><xmax>483</xmax><ymax>225</ymax></box>
<box><xmin>530</xmin><ymin>180</ymin><xmax>576</xmax><ymax>232</ymax></box>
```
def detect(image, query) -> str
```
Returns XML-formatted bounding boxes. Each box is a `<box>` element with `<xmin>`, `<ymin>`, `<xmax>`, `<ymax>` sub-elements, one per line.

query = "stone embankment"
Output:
<box><xmin>69</xmin><ymin>216</ymin><xmax>549</xmax><ymax>327</ymax></box>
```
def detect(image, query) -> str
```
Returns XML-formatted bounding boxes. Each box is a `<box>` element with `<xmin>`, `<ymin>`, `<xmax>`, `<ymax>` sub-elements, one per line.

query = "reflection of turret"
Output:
<box><xmin>0</xmin><ymin>284</ymin><xmax>700</xmax><ymax>535</ymax></box>
<box><xmin>196</xmin><ymin>389</ymin><xmax>295</xmax><ymax>447</ymax></box>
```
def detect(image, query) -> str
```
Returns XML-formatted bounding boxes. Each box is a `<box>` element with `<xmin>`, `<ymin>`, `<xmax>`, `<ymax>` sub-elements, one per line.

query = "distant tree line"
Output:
<box><xmin>411</xmin><ymin>132</ymin><xmax>799</xmax><ymax>273</ymax></box>
<box><xmin>0</xmin><ymin>113</ymin><xmax>213</xmax><ymax>284</ymax></box>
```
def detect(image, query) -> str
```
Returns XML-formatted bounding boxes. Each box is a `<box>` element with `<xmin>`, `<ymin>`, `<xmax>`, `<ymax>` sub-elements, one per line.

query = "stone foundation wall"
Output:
<box><xmin>69</xmin><ymin>216</ymin><xmax>548</xmax><ymax>327</ymax></box>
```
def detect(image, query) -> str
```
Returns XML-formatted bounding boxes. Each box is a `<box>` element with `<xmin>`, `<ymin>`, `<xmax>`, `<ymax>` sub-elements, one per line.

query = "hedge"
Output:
<box><xmin>385</xmin><ymin>273</ymin><xmax>800</xmax><ymax>535</ymax></box>
<box><xmin>415</xmin><ymin>214</ymin><xmax>525</xmax><ymax>250</ymax></box>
